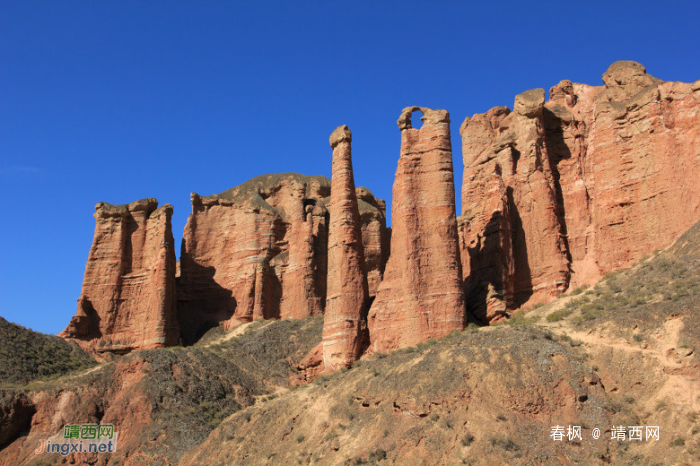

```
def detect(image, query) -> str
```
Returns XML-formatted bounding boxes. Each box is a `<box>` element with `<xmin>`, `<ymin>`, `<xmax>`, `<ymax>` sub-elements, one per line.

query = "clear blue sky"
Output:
<box><xmin>2</xmin><ymin>1</ymin><xmax>699</xmax><ymax>334</ymax></box>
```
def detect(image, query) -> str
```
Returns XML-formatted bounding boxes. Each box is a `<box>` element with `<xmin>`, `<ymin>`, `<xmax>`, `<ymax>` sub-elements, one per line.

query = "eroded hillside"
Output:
<box><xmin>0</xmin><ymin>317</ymin><xmax>322</xmax><ymax>466</ymax></box>
<box><xmin>180</xmin><ymin>221</ymin><xmax>700</xmax><ymax>466</ymax></box>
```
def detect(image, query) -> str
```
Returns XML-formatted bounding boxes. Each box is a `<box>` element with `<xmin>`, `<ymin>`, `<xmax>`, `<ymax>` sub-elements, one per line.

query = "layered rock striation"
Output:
<box><xmin>177</xmin><ymin>174</ymin><xmax>388</xmax><ymax>344</ymax></box>
<box><xmin>321</xmin><ymin>125</ymin><xmax>370</xmax><ymax>371</ymax></box>
<box><xmin>460</xmin><ymin>61</ymin><xmax>700</xmax><ymax>322</ymax></box>
<box><xmin>367</xmin><ymin>107</ymin><xmax>465</xmax><ymax>353</ymax></box>
<box><xmin>60</xmin><ymin>199</ymin><xmax>180</xmax><ymax>352</ymax></box>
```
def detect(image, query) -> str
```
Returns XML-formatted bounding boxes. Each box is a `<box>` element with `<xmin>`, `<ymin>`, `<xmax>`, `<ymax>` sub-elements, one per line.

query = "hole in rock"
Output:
<box><xmin>410</xmin><ymin>109</ymin><xmax>424</xmax><ymax>130</ymax></box>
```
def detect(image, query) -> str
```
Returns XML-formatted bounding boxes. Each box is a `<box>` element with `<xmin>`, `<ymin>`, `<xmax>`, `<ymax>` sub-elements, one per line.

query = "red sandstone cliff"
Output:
<box><xmin>367</xmin><ymin>107</ymin><xmax>465</xmax><ymax>352</ymax></box>
<box><xmin>460</xmin><ymin>61</ymin><xmax>700</xmax><ymax>321</ymax></box>
<box><xmin>60</xmin><ymin>199</ymin><xmax>180</xmax><ymax>352</ymax></box>
<box><xmin>177</xmin><ymin>174</ymin><xmax>387</xmax><ymax>344</ymax></box>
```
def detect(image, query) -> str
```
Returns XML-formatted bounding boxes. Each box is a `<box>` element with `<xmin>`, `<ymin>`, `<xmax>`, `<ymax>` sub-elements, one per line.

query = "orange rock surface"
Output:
<box><xmin>60</xmin><ymin>199</ymin><xmax>180</xmax><ymax>352</ymax></box>
<box><xmin>367</xmin><ymin>107</ymin><xmax>465</xmax><ymax>352</ymax></box>
<box><xmin>322</xmin><ymin>125</ymin><xmax>369</xmax><ymax>370</ymax></box>
<box><xmin>460</xmin><ymin>61</ymin><xmax>700</xmax><ymax>320</ymax></box>
<box><xmin>177</xmin><ymin>174</ymin><xmax>387</xmax><ymax>343</ymax></box>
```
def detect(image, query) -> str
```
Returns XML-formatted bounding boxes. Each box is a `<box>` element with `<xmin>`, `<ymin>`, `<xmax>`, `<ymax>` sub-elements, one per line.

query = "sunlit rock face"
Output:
<box><xmin>367</xmin><ymin>106</ymin><xmax>466</xmax><ymax>353</ymax></box>
<box><xmin>322</xmin><ymin>125</ymin><xmax>369</xmax><ymax>371</ymax></box>
<box><xmin>60</xmin><ymin>199</ymin><xmax>180</xmax><ymax>352</ymax></box>
<box><xmin>459</xmin><ymin>61</ymin><xmax>700</xmax><ymax>321</ymax></box>
<box><xmin>177</xmin><ymin>173</ymin><xmax>387</xmax><ymax>344</ymax></box>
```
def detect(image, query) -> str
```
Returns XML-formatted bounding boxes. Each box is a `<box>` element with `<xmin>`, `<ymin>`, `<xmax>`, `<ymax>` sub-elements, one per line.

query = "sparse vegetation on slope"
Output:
<box><xmin>524</xmin><ymin>220</ymin><xmax>700</xmax><ymax>465</ymax></box>
<box><xmin>0</xmin><ymin>316</ymin><xmax>323</xmax><ymax>466</ymax></box>
<box><xmin>181</xmin><ymin>326</ymin><xmax>612</xmax><ymax>466</ymax></box>
<box><xmin>0</xmin><ymin>317</ymin><xmax>96</xmax><ymax>387</ymax></box>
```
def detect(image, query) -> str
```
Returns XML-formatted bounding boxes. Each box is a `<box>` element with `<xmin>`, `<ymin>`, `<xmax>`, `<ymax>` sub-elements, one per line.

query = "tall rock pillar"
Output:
<box><xmin>60</xmin><ymin>199</ymin><xmax>180</xmax><ymax>352</ymax></box>
<box><xmin>322</xmin><ymin>125</ymin><xmax>369</xmax><ymax>370</ymax></box>
<box><xmin>367</xmin><ymin>107</ymin><xmax>465</xmax><ymax>353</ymax></box>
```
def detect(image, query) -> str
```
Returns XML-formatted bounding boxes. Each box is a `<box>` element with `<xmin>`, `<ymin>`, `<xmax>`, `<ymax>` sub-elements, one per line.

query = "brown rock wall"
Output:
<box><xmin>177</xmin><ymin>173</ymin><xmax>387</xmax><ymax>343</ymax></box>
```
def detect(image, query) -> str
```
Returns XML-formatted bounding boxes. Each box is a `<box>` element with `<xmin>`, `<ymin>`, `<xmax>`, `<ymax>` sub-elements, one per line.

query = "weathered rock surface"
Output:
<box><xmin>460</xmin><ymin>90</ymin><xmax>571</xmax><ymax>317</ymax></box>
<box><xmin>460</xmin><ymin>61</ymin><xmax>700</xmax><ymax>321</ymax></box>
<box><xmin>458</xmin><ymin>170</ymin><xmax>514</xmax><ymax>323</ymax></box>
<box><xmin>60</xmin><ymin>199</ymin><xmax>180</xmax><ymax>352</ymax></box>
<box><xmin>356</xmin><ymin>187</ymin><xmax>389</xmax><ymax>296</ymax></box>
<box><xmin>367</xmin><ymin>107</ymin><xmax>465</xmax><ymax>352</ymax></box>
<box><xmin>0</xmin><ymin>392</ymin><xmax>35</xmax><ymax>450</ymax></box>
<box><xmin>322</xmin><ymin>125</ymin><xmax>369</xmax><ymax>371</ymax></box>
<box><xmin>177</xmin><ymin>174</ymin><xmax>387</xmax><ymax>344</ymax></box>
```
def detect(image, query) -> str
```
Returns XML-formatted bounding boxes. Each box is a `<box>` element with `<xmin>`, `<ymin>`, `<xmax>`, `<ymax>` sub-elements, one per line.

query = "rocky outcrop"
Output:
<box><xmin>322</xmin><ymin>125</ymin><xmax>369</xmax><ymax>371</ymax></box>
<box><xmin>177</xmin><ymin>174</ymin><xmax>387</xmax><ymax>344</ymax></box>
<box><xmin>367</xmin><ymin>107</ymin><xmax>465</xmax><ymax>352</ymax></box>
<box><xmin>177</xmin><ymin>174</ymin><xmax>329</xmax><ymax>342</ymax></box>
<box><xmin>460</xmin><ymin>61</ymin><xmax>700</xmax><ymax>321</ymax></box>
<box><xmin>458</xmin><ymin>171</ymin><xmax>514</xmax><ymax>323</ymax></box>
<box><xmin>0</xmin><ymin>393</ymin><xmax>35</xmax><ymax>450</ymax></box>
<box><xmin>60</xmin><ymin>199</ymin><xmax>179</xmax><ymax>352</ymax></box>
<box><xmin>356</xmin><ymin>187</ymin><xmax>389</xmax><ymax>296</ymax></box>
<box><xmin>460</xmin><ymin>90</ymin><xmax>571</xmax><ymax>318</ymax></box>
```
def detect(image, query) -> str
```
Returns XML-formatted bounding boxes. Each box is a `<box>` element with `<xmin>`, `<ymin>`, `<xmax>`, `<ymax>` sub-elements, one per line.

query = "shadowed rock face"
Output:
<box><xmin>322</xmin><ymin>125</ymin><xmax>369</xmax><ymax>371</ymax></box>
<box><xmin>460</xmin><ymin>61</ymin><xmax>700</xmax><ymax>321</ymax></box>
<box><xmin>367</xmin><ymin>106</ymin><xmax>465</xmax><ymax>353</ymax></box>
<box><xmin>177</xmin><ymin>173</ymin><xmax>387</xmax><ymax>344</ymax></box>
<box><xmin>60</xmin><ymin>199</ymin><xmax>180</xmax><ymax>352</ymax></box>
<box><xmin>460</xmin><ymin>89</ymin><xmax>571</xmax><ymax>317</ymax></box>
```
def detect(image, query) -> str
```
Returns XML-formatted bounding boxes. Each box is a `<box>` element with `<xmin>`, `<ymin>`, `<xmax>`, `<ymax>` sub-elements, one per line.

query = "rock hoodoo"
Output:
<box><xmin>60</xmin><ymin>199</ymin><xmax>180</xmax><ymax>352</ymax></box>
<box><xmin>460</xmin><ymin>61</ymin><xmax>700</xmax><ymax>321</ymax></box>
<box><xmin>321</xmin><ymin>125</ymin><xmax>369</xmax><ymax>371</ymax></box>
<box><xmin>367</xmin><ymin>107</ymin><xmax>466</xmax><ymax>353</ymax></box>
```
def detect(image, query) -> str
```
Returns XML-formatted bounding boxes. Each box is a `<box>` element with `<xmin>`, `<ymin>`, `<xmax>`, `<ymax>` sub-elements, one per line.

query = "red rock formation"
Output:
<box><xmin>177</xmin><ymin>174</ymin><xmax>328</xmax><ymax>342</ymax></box>
<box><xmin>460</xmin><ymin>90</ymin><xmax>571</xmax><ymax>317</ymax></box>
<box><xmin>548</xmin><ymin>61</ymin><xmax>700</xmax><ymax>282</ymax></box>
<box><xmin>322</xmin><ymin>125</ymin><xmax>369</xmax><ymax>370</ymax></box>
<box><xmin>177</xmin><ymin>174</ymin><xmax>387</xmax><ymax>343</ymax></box>
<box><xmin>60</xmin><ymin>199</ymin><xmax>179</xmax><ymax>352</ymax></box>
<box><xmin>356</xmin><ymin>187</ymin><xmax>389</xmax><ymax>296</ymax></box>
<box><xmin>367</xmin><ymin>107</ymin><xmax>465</xmax><ymax>353</ymax></box>
<box><xmin>458</xmin><ymin>170</ymin><xmax>514</xmax><ymax>323</ymax></box>
<box><xmin>460</xmin><ymin>61</ymin><xmax>700</xmax><ymax>320</ymax></box>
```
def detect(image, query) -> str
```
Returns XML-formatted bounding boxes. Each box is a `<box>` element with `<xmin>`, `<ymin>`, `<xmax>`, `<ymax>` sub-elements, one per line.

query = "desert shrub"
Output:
<box><xmin>546</xmin><ymin>309</ymin><xmax>572</xmax><ymax>322</ymax></box>
<box><xmin>490</xmin><ymin>435</ymin><xmax>519</xmax><ymax>452</ymax></box>
<box><xmin>0</xmin><ymin>317</ymin><xmax>97</xmax><ymax>386</ymax></box>
<box><xmin>670</xmin><ymin>437</ymin><xmax>685</xmax><ymax>447</ymax></box>
<box><xmin>461</xmin><ymin>432</ymin><xmax>475</xmax><ymax>446</ymax></box>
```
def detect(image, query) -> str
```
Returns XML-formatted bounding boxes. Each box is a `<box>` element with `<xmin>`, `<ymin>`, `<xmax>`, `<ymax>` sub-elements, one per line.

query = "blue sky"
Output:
<box><xmin>2</xmin><ymin>1</ymin><xmax>699</xmax><ymax>334</ymax></box>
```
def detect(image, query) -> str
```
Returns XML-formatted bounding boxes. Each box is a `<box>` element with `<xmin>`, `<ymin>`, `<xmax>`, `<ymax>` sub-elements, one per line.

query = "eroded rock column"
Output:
<box><xmin>367</xmin><ymin>107</ymin><xmax>465</xmax><ymax>353</ymax></box>
<box><xmin>322</xmin><ymin>125</ymin><xmax>369</xmax><ymax>370</ymax></box>
<box><xmin>60</xmin><ymin>199</ymin><xmax>180</xmax><ymax>352</ymax></box>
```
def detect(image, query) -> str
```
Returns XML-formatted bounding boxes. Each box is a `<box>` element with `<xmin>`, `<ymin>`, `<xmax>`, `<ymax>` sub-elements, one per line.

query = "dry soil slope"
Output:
<box><xmin>181</xmin><ymin>327</ymin><xmax>613</xmax><ymax>466</ymax></box>
<box><xmin>516</xmin><ymin>219</ymin><xmax>700</xmax><ymax>465</ymax></box>
<box><xmin>181</xmin><ymin>221</ymin><xmax>700</xmax><ymax>466</ymax></box>
<box><xmin>0</xmin><ymin>317</ymin><xmax>322</xmax><ymax>466</ymax></box>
